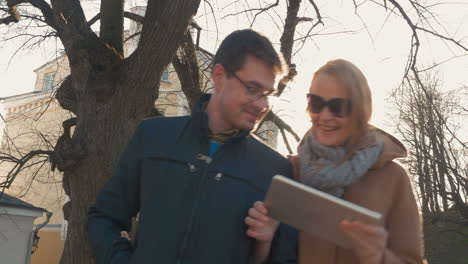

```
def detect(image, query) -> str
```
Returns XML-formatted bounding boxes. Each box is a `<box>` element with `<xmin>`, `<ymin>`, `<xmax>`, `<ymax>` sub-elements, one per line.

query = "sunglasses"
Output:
<box><xmin>307</xmin><ymin>93</ymin><xmax>351</xmax><ymax>118</ymax></box>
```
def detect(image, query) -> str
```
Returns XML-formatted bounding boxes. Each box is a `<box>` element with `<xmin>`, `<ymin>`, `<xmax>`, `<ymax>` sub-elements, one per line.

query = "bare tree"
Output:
<box><xmin>1</xmin><ymin>1</ymin><xmax>201</xmax><ymax>263</ymax></box>
<box><xmin>394</xmin><ymin>70</ymin><xmax>468</xmax><ymax>223</ymax></box>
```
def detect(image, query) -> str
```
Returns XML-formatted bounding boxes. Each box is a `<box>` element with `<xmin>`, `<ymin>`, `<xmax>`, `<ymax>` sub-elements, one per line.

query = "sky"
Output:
<box><xmin>0</xmin><ymin>0</ymin><xmax>467</xmax><ymax>153</ymax></box>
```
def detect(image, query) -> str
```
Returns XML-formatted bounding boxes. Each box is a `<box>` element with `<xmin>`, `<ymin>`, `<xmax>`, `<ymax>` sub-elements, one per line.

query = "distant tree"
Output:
<box><xmin>394</xmin><ymin>70</ymin><xmax>468</xmax><ymax>222</ymax></box>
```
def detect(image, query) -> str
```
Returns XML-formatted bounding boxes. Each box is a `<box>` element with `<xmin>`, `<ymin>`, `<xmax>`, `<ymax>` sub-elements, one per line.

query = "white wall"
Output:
<box><xmin>0</xmin><ymin>100</ymin><xmax>5</xmax><ymax>147</ymax></box>
<box><xmin>0</xmin><ymin>208</ymin><xmax>41</xmax><ymax>264</ymax></box>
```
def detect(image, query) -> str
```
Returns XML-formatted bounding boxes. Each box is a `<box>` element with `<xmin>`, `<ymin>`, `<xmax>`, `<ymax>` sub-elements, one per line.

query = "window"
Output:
<box><xmin>161</xmin><ymin>70</ymin><xmax>169</xmax><ymax>82</ymax></box>
<box><xmin>43</xmin><ymin>73</ymin><xmax>56</xmax><ymax>92</ymax></box>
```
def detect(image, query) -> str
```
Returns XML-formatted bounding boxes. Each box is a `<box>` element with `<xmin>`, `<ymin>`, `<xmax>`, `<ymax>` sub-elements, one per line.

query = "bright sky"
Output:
<box><xmin>0</xmin><ymin>0</ymin><xmax>467</xmax><ymax>153</ymax></box>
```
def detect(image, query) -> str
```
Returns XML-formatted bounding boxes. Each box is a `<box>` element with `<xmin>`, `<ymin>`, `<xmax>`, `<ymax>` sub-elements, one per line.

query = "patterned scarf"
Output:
<box><xmin>208</xmin><ymin>129</ymin><xmax>240</xmax><ymax>144</ymax></box>
<box><xmin>297</xmin><ymin>128</ymin><xmax>383</xmax><ymax>197</ymax></box>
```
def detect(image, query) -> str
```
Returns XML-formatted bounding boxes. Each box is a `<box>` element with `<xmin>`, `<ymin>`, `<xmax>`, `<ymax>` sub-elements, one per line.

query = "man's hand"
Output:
<box><xmin>245</xmin><ymin>201</ymin><xmax>280</xmax><ymax>264</ymax></box>
<box><xmin>340</xmin><ymin>219</ymin><xmax>388</xmax><ymax>264</ymax></box>
<box><xmin>245</xmin><ymin>201</ymin><xmax>279</xmax><ymax>242</ymax></box>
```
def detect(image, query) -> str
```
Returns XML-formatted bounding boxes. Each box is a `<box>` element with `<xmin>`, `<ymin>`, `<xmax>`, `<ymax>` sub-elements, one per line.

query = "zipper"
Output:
<box><xmin>146</xmin><ymin>156</ymin><xmax>202</xmax><ymax>263</ymax></box>
<box><xmin>148</xmin><ymin>156</ymin><xmax>197</xmax><ymax>174</ymax></box>
<box><xmin>213</xmin><ymin>172</ymin><xmax>266</xmax><ymax>193</ymax></box>
<box><xmin>187</xmin><ymin>163</ymin><xmax>196</xmax><ymax>172</ymax></box>
<box><xmin>148</xmin><ymin>156</ymin><xmax>192</xmax><ymax>167</ymax></box>
<box><xmin>196</xmin><ymin>153</ymin><xmax>212</xmax><ymax>164</ymax></box>
<box><xmin>214</xmin><ymin>173</ymin><xmax>222</xmax><ymax>181</ymax></box>
<box><xmin>176</xmin><ymin>145</ymin><xmax>261</xmax><ymax>263</ymax></box>
<box><xmin>176</xmin><ymin>153</ymin><xmax>214</xmax><ymax>264</ymax></box>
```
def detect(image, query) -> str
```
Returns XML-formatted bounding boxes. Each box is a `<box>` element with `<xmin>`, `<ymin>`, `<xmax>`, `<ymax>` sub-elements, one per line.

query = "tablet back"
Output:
<box><xmin>265</xmin><ymin>175</ymin><xmax>382</xmax><ymax>248</ymax></box>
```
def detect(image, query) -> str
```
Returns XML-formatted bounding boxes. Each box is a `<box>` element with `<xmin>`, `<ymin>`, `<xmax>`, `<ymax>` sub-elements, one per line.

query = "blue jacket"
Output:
<box><xmin>88</xmin><ymin>95</ymin><xmax>297</xmax><ymax>263</ymax></box>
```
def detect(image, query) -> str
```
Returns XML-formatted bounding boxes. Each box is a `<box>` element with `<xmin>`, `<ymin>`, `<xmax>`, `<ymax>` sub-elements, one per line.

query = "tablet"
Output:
<box><xmin>264</xmin><ymin>175</ymin><xmax>382</xmax><ymax>248</ymax></box>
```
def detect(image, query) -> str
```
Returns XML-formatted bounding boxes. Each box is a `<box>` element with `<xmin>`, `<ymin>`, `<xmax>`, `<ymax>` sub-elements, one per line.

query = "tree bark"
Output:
<box><xmin>172</xmin><ymin>32</ymin><xmax>203</xmax><ymax>111</ymax></box>
<box><xmin>100</xmin><ymin>0</ymin><xmax>125</xmax><ymax>55</ymax></box>
<box><xmin>49</xmin><ymin>1</ymin><xmax>202</xmax><ymax>263</ymax></box>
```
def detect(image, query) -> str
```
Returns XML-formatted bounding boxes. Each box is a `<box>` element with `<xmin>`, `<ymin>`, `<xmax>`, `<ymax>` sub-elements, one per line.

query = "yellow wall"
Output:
<box><xmin>30</xmin><ymin>230</ymin><xmax>64</xmax><ymax>264</ymax></box>
<box><xmin>1</xmin><ymin>96</ymin><xmax>70</xmax><ymax>225</ymax></box>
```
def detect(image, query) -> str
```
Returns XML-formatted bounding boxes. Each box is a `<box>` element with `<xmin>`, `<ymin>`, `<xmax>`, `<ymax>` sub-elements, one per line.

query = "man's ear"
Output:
<box><xmin>212</xmin><ymin>64</ymin><xmax>226</xmax><ymax>92</ymax></box>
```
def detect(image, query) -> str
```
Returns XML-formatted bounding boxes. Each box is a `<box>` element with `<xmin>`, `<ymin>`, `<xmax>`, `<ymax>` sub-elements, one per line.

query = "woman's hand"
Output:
<box><xmin>245</xmin><ymin>201</ymin><xmax>279</xmax><ymax>242</ymax></box>
<box><xmin>340</xmin><ymin>219</ymin><xmax>388</xmax><ymax>264</ymax></box>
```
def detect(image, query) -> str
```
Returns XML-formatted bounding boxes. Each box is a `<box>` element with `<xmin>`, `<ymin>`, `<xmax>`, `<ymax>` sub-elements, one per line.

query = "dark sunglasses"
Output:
<box><xmin>307</xmin><ymin>93</ymin><xmax>351</xmax><ymax>117</ymax></box>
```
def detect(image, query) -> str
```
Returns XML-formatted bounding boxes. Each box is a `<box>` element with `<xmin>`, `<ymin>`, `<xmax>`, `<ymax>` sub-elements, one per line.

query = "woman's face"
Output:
<box><xmin>308</xmin><ymin>73</ymin><xmax>353</xmax><ymax>146</ymax></box>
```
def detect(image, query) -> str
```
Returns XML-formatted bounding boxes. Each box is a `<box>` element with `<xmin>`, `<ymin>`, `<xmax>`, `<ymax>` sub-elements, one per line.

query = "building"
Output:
<box><xmin>0</xmin><ymin>192</ymin><xmax>50</xmax><ymax>264</ymax></box>
<box><xmin>0</xmin><ymin>65</ymin><xmax>72</xmax><ymax>264</ymax></box>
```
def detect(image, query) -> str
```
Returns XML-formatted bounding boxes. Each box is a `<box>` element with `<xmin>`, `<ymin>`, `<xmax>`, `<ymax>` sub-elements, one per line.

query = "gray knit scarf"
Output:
<box><xmin>297</xmin><ymin>128</ymin><xmax>383</xmax><ymax>197</ymax></box>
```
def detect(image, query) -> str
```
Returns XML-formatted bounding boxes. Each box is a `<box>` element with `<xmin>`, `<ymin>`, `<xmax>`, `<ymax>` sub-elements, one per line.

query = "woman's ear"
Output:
<box><xmin>211</xmin><ymin>64</ymin><xmax>226</xmax><ymax>93</ymax></box>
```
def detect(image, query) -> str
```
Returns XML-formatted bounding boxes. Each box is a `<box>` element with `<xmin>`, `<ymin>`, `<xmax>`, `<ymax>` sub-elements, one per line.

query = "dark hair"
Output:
<box><xmin>212</xmin><ymin>29</ymin><xmax>287</xmax><ymax>76</ymax></box>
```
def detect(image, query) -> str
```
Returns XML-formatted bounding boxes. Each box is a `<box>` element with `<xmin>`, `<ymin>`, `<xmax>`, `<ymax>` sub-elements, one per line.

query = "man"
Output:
<box><xmin>87</xmin><ymin>29</ymin><xmax>296</xmax><ymax>264</ymax></box>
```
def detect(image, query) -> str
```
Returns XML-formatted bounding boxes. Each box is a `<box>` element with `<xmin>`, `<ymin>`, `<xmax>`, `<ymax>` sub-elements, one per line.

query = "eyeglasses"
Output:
<box><xmin>228</xmin><ymin>71</ymin><xmax>276</xmax><ymax>101</ymax></box>
<box><xmin>307</xmin><ymin>93</ymin><xmax>351</xmax><ymax>118</ymax></box>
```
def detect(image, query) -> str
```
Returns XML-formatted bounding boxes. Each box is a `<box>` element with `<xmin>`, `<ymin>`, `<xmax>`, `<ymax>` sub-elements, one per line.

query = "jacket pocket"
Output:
<box><xmin>139</xmin><ymin>154</ymin><xmax>201</xmax><ymax>221</ymax></box>
<box><xmin>140</xmin><ymin>156</ymin><xmax>199</xmax><ymax>204</ymax></box>
<box><xmin>137</xmin><ymin>156</ymin><xmax>201</xmax><ymax>261</ymax></box>
<box><xmin>189</xmin><ymin>171</ymin><xmax>257</xmax><ymax>263</ymax></box>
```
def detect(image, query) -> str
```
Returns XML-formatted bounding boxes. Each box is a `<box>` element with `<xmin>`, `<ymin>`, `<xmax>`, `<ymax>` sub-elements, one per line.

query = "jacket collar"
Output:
<box><xmin>370</xmin><ymin>126</ymin><xmax>407</xmax><ymax>169</ymax></box>
<box><xmin>191</xmin><ymin>94</ymin><xmax>251</xmax><ymax>144</ymax></box>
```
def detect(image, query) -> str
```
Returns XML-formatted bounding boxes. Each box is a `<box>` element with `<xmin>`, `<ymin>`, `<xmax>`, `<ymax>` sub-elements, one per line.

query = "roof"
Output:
<box><xmin>0</xmin><ymin>192</ymin><xmax>45</xmax><ymax>212</ymax></box>
<box><xmin>33</xmin><ymin>53</ymin><xmax>66</xmax><ymax>73</ymax></box>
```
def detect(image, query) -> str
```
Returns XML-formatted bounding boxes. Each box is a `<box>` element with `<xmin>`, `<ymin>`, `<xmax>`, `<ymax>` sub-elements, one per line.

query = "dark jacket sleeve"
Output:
<box><xmin>268</xmin><ymin>160</ymin><xmax>298</xmax><ymax>264</ymax></box>
<box><xmin>268</xmin><ymin>223</ymin><xmax>298</xmax><ymax>264</ymax></box>
<box><xmin>87</xmin><ymin>122</ymin><xmax>143</xmax><ymax>264</ymax></box>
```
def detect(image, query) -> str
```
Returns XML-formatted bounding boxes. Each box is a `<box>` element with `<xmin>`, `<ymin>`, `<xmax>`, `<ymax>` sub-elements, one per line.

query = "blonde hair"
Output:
<box><xmin>312</xmin><ymin>59</ymin><xmax>373</xmax><ymax>151</ymax></box>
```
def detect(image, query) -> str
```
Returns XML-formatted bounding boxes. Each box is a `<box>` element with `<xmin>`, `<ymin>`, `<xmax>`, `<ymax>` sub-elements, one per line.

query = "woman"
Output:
<box><xmin>246</xmin><ymin>59</ymin><xmax>425</xmax><ymax>264</ymax></box>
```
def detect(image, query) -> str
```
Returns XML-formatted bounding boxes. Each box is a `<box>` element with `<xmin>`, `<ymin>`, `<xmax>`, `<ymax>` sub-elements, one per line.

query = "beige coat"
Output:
<box><xmin>294</xmin><ymin>129</ymin><xmax>425</xmax><ymax>264</ymax></box>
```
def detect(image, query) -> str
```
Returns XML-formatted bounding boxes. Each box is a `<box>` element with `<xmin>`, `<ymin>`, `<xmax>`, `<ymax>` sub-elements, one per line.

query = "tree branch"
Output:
<box><xmin>100</xmin><ymin>0</ymin><xmax>124</xmax><ymax>55</ymax></box>
<box><xmin>222</xmin><ymin>0</ymin><xmax>279</xmax><ymax>25</ymax></box>
<box><xmin>277</xmin><ymin>0</ymin><xmax>301</xmax><ymax>96</ymax></box>
<box><xmin>307</xmin><ymin>0</ymin><xmax>323</xmax><ymax>25</ymax></box>
<box><xmin>0</xmin><ymin>150</ymin><xmax>53</xmax><ymax>190</ymax></box>
<box><xmin>267</xmin><ymin>111</ymin><xmax>300</xmax><ymax>142</ymax></box>
<box><xmin>172</xmin><ymin>32</ymin><xmax>203</xmax><ymax>111</ymax></box>
<box><xmin>256</xmin><ymin>110</ymin><xmax>300</xmax><ymax>151</ymax></box>
<box><xmin>88</xmin><ymin>11</ymin><xmax>144</xmax><ymax>27</ymax></box>
<box><xmin>1</xmin><ymin>0</ymin><xmax>58</xmax><ymax>29</ymax></box>
<box><xmin>279</xmin><ymin>126</ymin><xmax>293</xmax><ymax>154</ymax></box>
<box><xmin>129</xmin><ymin>0</ymin><xmax>201</xmax><ymax>90</ymax></box>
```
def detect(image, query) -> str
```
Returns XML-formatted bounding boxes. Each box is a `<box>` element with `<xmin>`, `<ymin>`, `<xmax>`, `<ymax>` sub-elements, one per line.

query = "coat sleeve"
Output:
<box><xmin>87</xmin><ymin>122</ymin><xmax>144</xmax><ymax>264</ymax></box>
<box><xmin>267</xmin><ymin>223</ymin><xmax>298</xmax><ymax>264</ymax></box>
<box><xmin>267</xmin><ymin>160</ymin><xmax>298</xmax><ymax>264</ymax></box>
<box><xmin>383</xmin><ymin>164</ymin><xmax>425</xmax><ymax>264</ymax></box>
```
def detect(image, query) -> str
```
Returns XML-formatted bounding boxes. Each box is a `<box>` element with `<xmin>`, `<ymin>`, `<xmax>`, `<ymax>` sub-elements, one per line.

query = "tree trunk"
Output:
<box><xmin>59</xmin><ymin>80</ymin><xmax>155</xmax><ymax>263</ymax></box>
<box><xmin>55</xmin><ymin>1</ymin><xmax>201</xmax><ymax>263</ymax></box>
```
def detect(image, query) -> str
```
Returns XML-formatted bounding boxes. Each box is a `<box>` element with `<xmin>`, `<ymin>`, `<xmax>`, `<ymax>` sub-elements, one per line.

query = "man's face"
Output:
<box><xmin>213</xmin><ymin>55</ymin><xmax>277</xmax><ymax>131</ymax></box>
